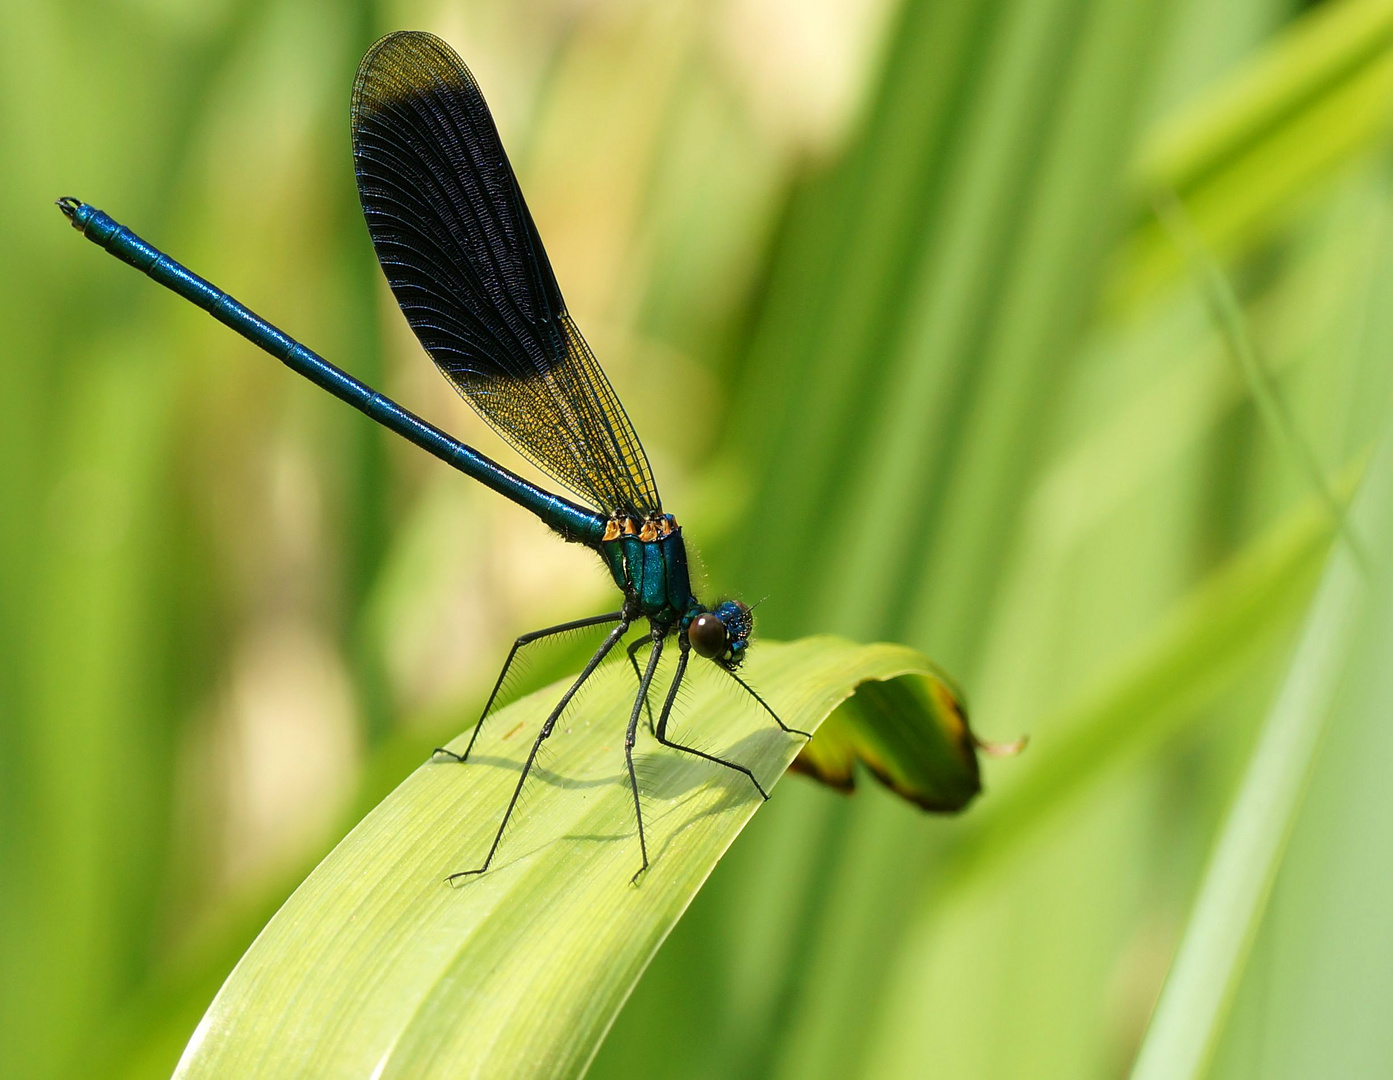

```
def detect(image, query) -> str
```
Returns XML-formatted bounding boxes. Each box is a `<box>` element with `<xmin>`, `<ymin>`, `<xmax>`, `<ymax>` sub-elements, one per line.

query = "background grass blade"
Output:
<box><xmin>960</xmin><ymin>467</ymin><xmax>1342</xmax><ymax>867</ymax></box>
<box><xmin>1117</xmin><ymin>0</ymin><xmax>1393</xmax><ymax>307</ymax></box>
<box><xmin>1129</xmin><ymin>419</ymin><xmax>1391</xmax><ymax>1080</ymax></box>
<box><xmin>173</xmin><ymin>637</ymin><xmax>970</xmax><ymax>1079</ymax></box>
<box><xmin>1150</xmin><ymin>190</ymin><xmax>1366</xmax><ymax>573</ymax></box>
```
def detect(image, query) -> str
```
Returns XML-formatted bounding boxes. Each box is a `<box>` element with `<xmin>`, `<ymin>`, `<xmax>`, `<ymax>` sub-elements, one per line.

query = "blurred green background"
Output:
<box><xmin>6</xmin><ymin>0</ymin><xmax>1393</xmax><ymax>1076</ymax></box>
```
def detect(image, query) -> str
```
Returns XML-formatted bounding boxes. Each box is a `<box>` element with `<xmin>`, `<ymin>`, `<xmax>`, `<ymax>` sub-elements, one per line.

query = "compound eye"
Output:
<box><xmin>689</xmin><ymin>612</ymin><xmax>728</xmax><ymax>660</ymax></box>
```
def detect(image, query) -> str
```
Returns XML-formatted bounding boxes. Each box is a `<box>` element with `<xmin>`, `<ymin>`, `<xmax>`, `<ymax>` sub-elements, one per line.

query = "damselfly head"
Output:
<box><xmin>689</xmin><ymin>599</ymin><xmax>753</xmax><ymax>667</ymax></box>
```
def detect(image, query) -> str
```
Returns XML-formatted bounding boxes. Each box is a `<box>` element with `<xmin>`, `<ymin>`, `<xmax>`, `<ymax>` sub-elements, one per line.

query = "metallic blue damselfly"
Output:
<box><xmin>58</xmin><ymin>31</ymin><xmax>807</xmax><ymax>884</ymax></box>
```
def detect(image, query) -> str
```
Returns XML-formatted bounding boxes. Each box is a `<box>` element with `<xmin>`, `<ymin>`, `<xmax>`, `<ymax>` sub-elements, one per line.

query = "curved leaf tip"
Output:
<box><xmin>790</xmin><ymin>658</ymin><xmax>996</xmax><ymax>811</ymax></box>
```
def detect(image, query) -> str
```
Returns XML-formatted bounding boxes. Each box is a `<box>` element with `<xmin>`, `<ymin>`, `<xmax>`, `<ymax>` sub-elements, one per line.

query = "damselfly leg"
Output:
<box><xmin>433</xmin><ymin>610</ymin><xmax>624</xmax><ymax>765</ymax></box>
<box><xmin>624</xmin><ymin>630</ymin><xmax>665</xmax><ymax>883</ymax></box>
<box><xmin>626</xmin><ymin>636</ymin><xmax>657</xmax><ymax>734</ymax></box>
<box><xmin>446</xmin><ymin>618</ymin><xmax>630</xmax><ymax>883</ymax></box>
<box><xmin>720</xmin><ymin>667</ymin><xmax>813</xmax><ymax>739</ymax></box>
<box><xmin>653</xmin><ymin>639</ymin><xmax>770</xmax><ymax>802</ymax></box>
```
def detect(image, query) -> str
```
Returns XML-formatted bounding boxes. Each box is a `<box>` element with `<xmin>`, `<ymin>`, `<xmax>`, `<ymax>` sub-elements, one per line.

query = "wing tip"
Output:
<box><xmin>352</xmin><ymin>30</ymin><xmax>483</xmax><ymax>138</ymax></box>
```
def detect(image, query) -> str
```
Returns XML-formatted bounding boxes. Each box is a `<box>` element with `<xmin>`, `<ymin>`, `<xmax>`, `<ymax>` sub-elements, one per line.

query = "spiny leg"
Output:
<box><xmin>625</xmin><ymin>631</ymin><xmax>665</xmax><ymax>884</ymax></box>
<box><xmin>655</xmin><ymin>639</ymin><xmax>769</xmax><ymax>800</ymax></box>
<box><xmin>433</xmin><ymin>610</ymin><xmax>623</xmax><ymax>764</ymax></box>
<box><xmin>626</xmin><ymin>636</ymin><xmax>656</xmax><ymax>734</ymax></box>
<box><xmin>721</xmin><ymin>666</ymin><xmax>812</xmax><ymax>739</ymax></box>
<box><xmin>447</xmin><ymin>618</ymin><xmax>630</xmax><ymax>883</ymax></box>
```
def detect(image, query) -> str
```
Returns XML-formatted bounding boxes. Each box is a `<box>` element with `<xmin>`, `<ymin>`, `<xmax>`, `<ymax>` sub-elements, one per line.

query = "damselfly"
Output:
<box><xmin>58</xmin><ymin>30</ymin><xmax>806</xmax><ymax>884</ymax></box>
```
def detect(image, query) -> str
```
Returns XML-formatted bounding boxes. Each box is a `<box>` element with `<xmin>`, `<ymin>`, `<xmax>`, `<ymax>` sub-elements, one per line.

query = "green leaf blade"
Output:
<box><xmin>174</xmin><ymin>636</ymin><xmax>973</xmax><ymax>1080</ymax></box>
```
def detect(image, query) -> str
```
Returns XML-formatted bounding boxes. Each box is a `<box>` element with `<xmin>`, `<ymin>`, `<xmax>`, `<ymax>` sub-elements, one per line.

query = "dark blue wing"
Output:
<box><xmin>351</xmin><ymin>31</ymin><xmax>660</xmax><ymax>518</ymax></box>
